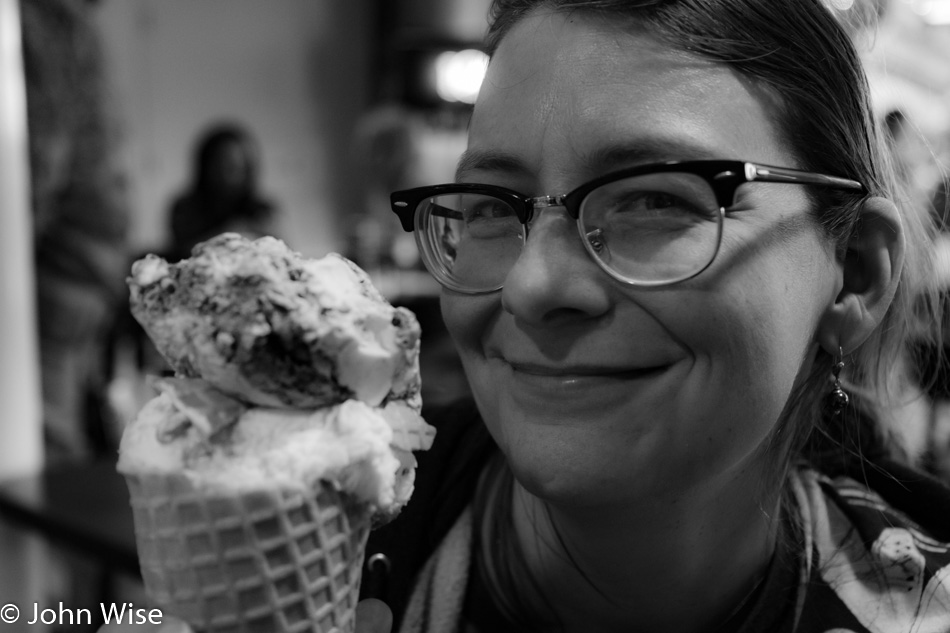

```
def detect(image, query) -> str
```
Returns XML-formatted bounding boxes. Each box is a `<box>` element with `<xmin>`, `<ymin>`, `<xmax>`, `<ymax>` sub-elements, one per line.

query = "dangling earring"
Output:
<box><xmin>830</xmin><ymin>347</ymin><xmax>849</xmax><ymax>417</ymax></box>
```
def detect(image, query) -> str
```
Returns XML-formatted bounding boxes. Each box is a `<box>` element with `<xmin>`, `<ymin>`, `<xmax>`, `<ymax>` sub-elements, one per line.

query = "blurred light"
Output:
<box><xmin>433</xmin><ymin>49</ymin><xmax>489</xmax><ymax>104</ymax></box>
<box><xmin>919</xmin><ymin>0</ymin><xmax>950</xmax><ymax>23</ymax></box>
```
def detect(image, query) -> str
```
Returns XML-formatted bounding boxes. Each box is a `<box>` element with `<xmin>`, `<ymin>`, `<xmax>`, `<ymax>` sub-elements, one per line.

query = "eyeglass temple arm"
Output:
<box><xmin>430</xmin><ymin>205</ymin><xmax>464</xmax><ymax>220</ymax></box>
<box><xmin>745</xmin><ymin>163</ymin><xmax>865</xmax><ymax>193</ymax></box>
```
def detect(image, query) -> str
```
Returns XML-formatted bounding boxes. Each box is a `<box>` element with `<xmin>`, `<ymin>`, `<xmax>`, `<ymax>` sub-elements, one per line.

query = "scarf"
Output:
<box><xmin>398</xmin><ymin>467</ymin><xmax>950</xmax><ymax>633</ymax></box>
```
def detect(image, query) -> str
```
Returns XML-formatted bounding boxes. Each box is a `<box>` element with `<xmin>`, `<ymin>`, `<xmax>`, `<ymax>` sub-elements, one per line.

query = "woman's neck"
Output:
<box><xmin>509</xmin><ymin>466</ymin><xmax>781</xmax><ymax>633</ymax></box>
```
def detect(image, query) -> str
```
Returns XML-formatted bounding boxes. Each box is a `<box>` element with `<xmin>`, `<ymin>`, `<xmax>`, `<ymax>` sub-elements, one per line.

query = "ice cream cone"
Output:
<box><xmin>125</xmin><ymin>472</ymin><xmax>371</xmax><ymax>633</ymax></box>
<box><xmin>119</xmin><ymin>236</ymin><xmax>435</xmax><ymax>631</ymax></box>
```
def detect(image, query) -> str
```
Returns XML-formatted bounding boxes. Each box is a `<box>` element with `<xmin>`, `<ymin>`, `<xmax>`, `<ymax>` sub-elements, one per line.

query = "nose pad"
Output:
<box><xmin>585</xmin><ymin>228</ymin><xmax>606</xmax><ymax>254</ymax></box>
<box><xmin>525</xmin><ymin>195</ymin><xmax>567</xmax><ymax>237</ymax></box>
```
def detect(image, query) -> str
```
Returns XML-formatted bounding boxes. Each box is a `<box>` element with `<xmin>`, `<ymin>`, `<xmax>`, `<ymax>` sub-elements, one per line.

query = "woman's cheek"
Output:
<box><xmin>439</xmin><ymin>292</ymin><xmax>493</xmax><ymax>355</ymax></box>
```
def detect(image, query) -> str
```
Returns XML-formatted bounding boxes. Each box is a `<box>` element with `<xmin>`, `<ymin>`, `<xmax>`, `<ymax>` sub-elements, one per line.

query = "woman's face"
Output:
<box><xmin>441</xmin><ymin>10</ymin><xmax>843</xmax><ymax>506</ymax></box>
<box><xmin>208</xmin><ymin>140</ymin><xmax>250</xmax><ymax>192</ymax></box>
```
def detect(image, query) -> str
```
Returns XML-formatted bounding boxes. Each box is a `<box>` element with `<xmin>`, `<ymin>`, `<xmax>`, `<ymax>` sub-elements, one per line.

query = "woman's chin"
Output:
<box><xmin>498</xmin><ymin>424</ymin><xmax>661</xmax><ymax>507</ymax></box>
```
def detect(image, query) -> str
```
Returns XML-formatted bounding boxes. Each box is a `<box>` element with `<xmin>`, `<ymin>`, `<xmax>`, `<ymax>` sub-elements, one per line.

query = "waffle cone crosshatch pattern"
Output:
<box><xmin>126</xmin><ymin>473</ymin><xmax>371</xmax><ymax>633</ymax></box>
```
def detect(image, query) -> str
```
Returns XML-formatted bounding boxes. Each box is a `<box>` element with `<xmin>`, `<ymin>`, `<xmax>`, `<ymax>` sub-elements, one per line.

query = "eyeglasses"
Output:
<box><xmin>390</xmin><ymin>160</ymin><xmax>865</xmax><ymax>294</ymax></box>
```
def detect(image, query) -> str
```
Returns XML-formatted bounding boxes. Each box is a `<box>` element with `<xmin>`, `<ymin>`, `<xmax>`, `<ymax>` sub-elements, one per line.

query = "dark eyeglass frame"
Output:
<box><xmin>390</xmin><ymin>160</ymin><xmax>866</xmax><ymax>293</ymax></box>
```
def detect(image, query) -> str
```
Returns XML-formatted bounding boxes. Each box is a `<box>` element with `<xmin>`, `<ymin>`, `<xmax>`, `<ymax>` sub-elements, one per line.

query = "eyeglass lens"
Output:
<box><xmin>415</xmin><ymin>172</ymin><xmax>724</xmax><ymax>292</ymax></box>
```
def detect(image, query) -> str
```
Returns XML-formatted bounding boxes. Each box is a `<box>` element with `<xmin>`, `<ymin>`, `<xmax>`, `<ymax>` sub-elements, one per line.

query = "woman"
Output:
<box><xmin>368</xmin><ymin>0</ymin><xmax>950</xmax><ymax>631</ymax></box>
<box><xmin>105</xmin><ymin>0</ymin><xmax>949</xmax><ymax>631</ymax></box>
<box><xmin>165</xmin><ymin>123</ymin><xmax>277</xmax><ymax>262</ymax></box>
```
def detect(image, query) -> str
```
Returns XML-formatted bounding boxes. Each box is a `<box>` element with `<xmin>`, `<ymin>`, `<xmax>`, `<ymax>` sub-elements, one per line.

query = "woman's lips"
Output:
<box><xmin>506</xmin><ymin>361</ymin><xmax>666</xmax><ymax>379</ymax></box>
<box><xmin>486</xmin><ymin>355</ymin><xmax>677</xmax><ymax>418</ymax></box>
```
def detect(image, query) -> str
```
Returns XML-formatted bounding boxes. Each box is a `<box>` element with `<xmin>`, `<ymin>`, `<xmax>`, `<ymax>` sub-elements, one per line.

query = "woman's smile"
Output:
<box><xmin>486</xmin><ymin>353</ymin><xmax>677</xmax><ymax>414</ymax></box>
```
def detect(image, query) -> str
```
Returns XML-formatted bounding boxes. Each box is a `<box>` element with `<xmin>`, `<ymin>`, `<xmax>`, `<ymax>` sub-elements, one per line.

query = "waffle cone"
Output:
<box><xmin>125</xmin><ymin>472</ymin><xmax>371</xmax><ymax>632</ymax></box>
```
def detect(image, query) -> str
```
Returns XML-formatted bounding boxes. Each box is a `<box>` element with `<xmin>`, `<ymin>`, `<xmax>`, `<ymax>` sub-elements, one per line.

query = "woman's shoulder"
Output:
<box><xmin>791</xmin><ymin>461</ymin><xmax>950</xmax><ymax>632</ymax></box>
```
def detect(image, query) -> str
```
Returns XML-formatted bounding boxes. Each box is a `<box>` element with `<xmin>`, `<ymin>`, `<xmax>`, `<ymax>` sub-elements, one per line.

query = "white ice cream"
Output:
<box><xmin>118</xmin><ymin>385</ymin><xmax>432</xmax><ymax>514</ymax></box>
<box><xmin>121</xmin><ymin>235</ymin><xmax>435</xmax><ymax>518</ymax></box>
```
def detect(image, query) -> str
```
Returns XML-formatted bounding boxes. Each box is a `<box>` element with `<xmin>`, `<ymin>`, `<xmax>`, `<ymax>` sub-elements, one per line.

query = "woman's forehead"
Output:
<box><xmin>468</xmin><ymin>10</ymin><xmax>794</xmax><ymax>179</ymax></box>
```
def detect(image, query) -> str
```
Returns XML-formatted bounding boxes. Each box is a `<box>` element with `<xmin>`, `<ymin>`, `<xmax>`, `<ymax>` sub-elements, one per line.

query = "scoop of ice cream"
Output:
<box><xmin>128</xmin><ymin>233</ymin><xmax>421</xmax><ymax>409</ymax></box>
<box><xmin>117</xmin><ymin>379</ymin><xmax>435</xmax><ymax>516</ymax></box>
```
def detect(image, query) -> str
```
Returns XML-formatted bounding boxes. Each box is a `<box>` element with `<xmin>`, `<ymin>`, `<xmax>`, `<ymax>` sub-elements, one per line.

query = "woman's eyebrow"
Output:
<box><xmin>455</xmin><ymin>149</ymin><xmax>532</xmax><ymax>181</ymax></box>
<box><xmin>454</xmin><ymin>138</ymin><xmax>723</xmax><ymax>182</ymax></box>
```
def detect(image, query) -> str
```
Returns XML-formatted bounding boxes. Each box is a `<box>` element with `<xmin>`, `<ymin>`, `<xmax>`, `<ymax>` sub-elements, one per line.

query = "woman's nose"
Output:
<box><xmin>500</xmin><ymin>209</ymin><xmax>611</xmax><ymax>326</ymax></box>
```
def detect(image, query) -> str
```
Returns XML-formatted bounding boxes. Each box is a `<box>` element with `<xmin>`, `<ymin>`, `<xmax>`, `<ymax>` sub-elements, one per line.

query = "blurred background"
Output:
<box><xmin>0</xmin><ymin>0</ymin><xmax>949</xmax><ymax>630</ymax></box>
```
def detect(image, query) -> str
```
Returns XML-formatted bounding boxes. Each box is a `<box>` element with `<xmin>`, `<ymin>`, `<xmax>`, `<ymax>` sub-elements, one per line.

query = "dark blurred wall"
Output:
<box><xmin>391</xmin><ymin>0</ymin><xmax>492</xmax><ymax>45</ymax></box>
<box><xmin>372</xmin><ymin>0</ymin><xmax>491</xmax><ymax>105</ymax></box>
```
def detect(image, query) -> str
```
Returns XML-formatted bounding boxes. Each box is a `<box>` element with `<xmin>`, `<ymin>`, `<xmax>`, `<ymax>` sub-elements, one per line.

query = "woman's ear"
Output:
<box><xmin>817</xmin><ymin>196</ymin><xmax>905</xmax><ymax>354</ymax></box>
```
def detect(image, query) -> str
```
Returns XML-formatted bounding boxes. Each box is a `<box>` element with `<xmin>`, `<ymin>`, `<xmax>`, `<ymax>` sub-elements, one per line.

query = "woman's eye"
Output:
<box><xmin>613</xmin><ymin>191</ymin><xmax>694</xmax><ymax>215</ymax></box>
<box><xmin>466</xmin><ymin>199</ymin><xmax>512</xmax><ymax>221</ymax></box>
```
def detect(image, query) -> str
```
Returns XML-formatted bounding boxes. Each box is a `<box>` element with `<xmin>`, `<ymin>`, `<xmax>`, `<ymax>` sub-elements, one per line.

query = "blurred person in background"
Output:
<box><xmin>881</xmin><ymin>109</ymin><xmax>950</xmax><ymax>478</ymax></box>
<box><xmin>883</xmin><ymin>109</ymin><xmax>945</xmax><ymax>229</ymax></box>
<box><xmin>164</xmin><ymin>122</ymin><xmax>279</xmax><ymax>263</ymax></box>
<box><xmin>348</xmin><ymin>105</ymin><xmax>422</xmax><ymax>275</ymax></box>
<box><xmin>21</xmin><ymin>0</ymin><xmax>130</xmax><ymax>464</ymax></box>
<box><xmin>104</xmin><ymin>123</ymin><xmax>280</xmax><ymax>434</ymax></box>
<box><xmin>934</xmin><ymin>177</ymin><xmax>948</xmax><ymax>230</ymax></box>
<box><xmin>917</xmin><ymin>138</ymin><xmax>950</xmax><ymax>479</ymax></box>
<box><xmin>348</xmin><ymin>106</ymin><xmax>470</xmax><ymax>408</ymax></box>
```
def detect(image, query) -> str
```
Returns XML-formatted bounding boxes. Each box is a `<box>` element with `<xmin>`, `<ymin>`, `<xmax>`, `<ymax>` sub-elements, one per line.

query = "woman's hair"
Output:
<box><xmin>169</xmin><ymin>122</ymin><xmax>273</xmax><ymax>262</ymax></box>
<box><xmin>191</xmin><ymin>122</ymin><xmax>260</xmax><ymax>196</ymax></box>
<box><xmin>486</xmin><ymin>0</ymin><xmax>945</xmax><ymax>481</ymax></box>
